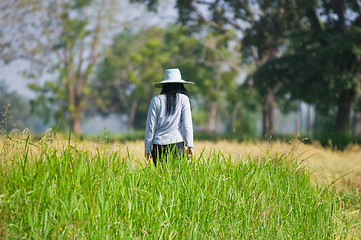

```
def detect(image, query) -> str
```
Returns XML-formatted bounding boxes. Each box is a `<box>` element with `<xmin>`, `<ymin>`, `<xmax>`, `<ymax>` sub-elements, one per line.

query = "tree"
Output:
<box><xmin>0</xmin><ymin>81</ymin><xmax>29</xmax><ymax>133</ymax></box>
<box><xmin>94</xmin><ymin>24</ymin><xmax>241</xmax><ymax>133</ymax></box>
<box><xmin>352</xmin><ymin>96</ymin><xmax>361</xmax><ymax>136</ymax></box>
<box><xmin>254</xmin><ymin>0</ymin><xmax>361</xmax><ymax>133</ymax></box>
<box><xmin>226</xmin><ymin>81</ymin><xmax>261</xmax><ymax>138</ymax></box>
<box><xmin>242</xmin><ymin>0</ymin><xmax>303</xmax><ymax>136</ymax></box>
<box><xmin>94</xmin><ymin>27</ymin><xmax>170</xmax><ymax>132</ymax></box>
<box><xmin>6</xmin><ymin>0</ymin><xmax>118</xmax><ymax>134</ymax></box>
<box><xmin>192</xmin><ymin>31</ymin><xmax>240</xmax><ymax>133</ymax></box>
<box><xmin>136</xmin><ymin>0</ymin><xmax>304</xmax><ymax>137</ymax></box>
<box><xmin>0</xmin><ymin>1</ymin><xmax>35</xmax><ymax>63</ymax></box>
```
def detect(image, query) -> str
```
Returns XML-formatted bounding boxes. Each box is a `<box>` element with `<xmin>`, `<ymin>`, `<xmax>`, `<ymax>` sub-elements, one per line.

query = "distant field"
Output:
<box><xmin>1</xmin><ymin>134</ymin><xmax>360</xmax><ymax>238</ymax></box>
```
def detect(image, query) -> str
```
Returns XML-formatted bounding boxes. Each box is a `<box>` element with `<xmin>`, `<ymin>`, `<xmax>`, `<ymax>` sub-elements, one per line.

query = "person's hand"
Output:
<box><xmin>145</xmin><ymin>153</ymin><xmax>150</xmax><ymax>160</ymax></box>
<box><xmin>187</xmin><ymin>147</ymin><xmax>194</xmax><ymax>159</ymax></box>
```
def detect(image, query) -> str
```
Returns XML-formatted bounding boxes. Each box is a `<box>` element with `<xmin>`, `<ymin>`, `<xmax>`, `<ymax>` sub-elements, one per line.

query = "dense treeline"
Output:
<box><xmin>93</xmin><ymin>25</ymin><xmax>258</xmax><ymax>136</ymax></box>
<box><xmin>0</xmin><ymin>0</ymin><xmax>361</xmax><ymax>146</ymax></box>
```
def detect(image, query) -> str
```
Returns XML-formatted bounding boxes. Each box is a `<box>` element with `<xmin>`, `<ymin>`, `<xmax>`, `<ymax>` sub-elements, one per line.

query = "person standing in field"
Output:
<box><xmin>144</xmin><ymin>68</ymin><xmax>194</xmax><ymax>166</ymax></box>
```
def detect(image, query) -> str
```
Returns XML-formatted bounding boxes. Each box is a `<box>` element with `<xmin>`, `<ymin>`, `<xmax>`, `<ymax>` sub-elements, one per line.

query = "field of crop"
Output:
<box><xmin>1</xmin><ymin>132</ymin><xmax>361</xmax><ymax>239</ymax></box>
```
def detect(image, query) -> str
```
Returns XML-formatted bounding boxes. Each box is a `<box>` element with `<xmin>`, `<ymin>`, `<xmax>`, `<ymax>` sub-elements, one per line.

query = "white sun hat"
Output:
<box><xmin>152</xmin><ymin>68</ymin><xmax>194</xmax><ymax>88</ymax></box>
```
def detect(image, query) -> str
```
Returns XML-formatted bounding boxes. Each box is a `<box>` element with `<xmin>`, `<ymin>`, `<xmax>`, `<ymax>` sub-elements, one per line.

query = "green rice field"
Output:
<box><xmin>0</xmin><ymin>132</ymin><xmax>360</xmax><ymax>239</ymax></box>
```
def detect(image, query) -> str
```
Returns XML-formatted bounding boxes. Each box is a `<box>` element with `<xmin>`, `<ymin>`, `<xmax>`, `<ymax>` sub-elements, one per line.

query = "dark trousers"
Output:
<box><xmin>151</xmin><ymin>142</ymin><xmax>184</xmax><ymax>166</ymax></box>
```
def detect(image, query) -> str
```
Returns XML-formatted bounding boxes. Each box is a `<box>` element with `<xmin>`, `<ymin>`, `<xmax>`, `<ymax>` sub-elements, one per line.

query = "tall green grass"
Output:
<box><xmin>0</xmin><ymin>137</ymin><xmax>344</xmax><ymax>239</ymax></box>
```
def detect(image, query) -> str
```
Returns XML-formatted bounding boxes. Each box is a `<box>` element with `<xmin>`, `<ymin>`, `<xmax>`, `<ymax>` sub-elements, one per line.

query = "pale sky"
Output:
<box><xmin>0</xmin><ymin>60</ymin><xmax>34</xmax><ymax>97</ymax></box>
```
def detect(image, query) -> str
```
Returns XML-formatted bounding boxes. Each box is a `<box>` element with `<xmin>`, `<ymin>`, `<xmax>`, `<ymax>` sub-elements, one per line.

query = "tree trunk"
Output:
<box><xmin>215</xmin><ymin>108</ymin><xmax>221</xmax><ymax>134</ymax></box>
<box><xmin>307</xmin><ymin>104</ymin><xmax>312</xmax><ymax>135</ymax></box>
<box><xmin>70</xmin><ymin>115</ymin><xmax>82</xmax><ymax>134</ymax></box>
<box><xmin>335</xmin><ymin>0</ymin><xmax>346</xmax><ymax>34</ymax></box>
<box><xmin>262</xmin><ymin>92</ymin><xmax>275</xmax><ymax>137</ymax></box>
<box><xmin>352</xmin><ymin>112</ymin><xmax>361</xmax><ymax>136</ymax></box>
<box><xmin>335</xmin><ymin>89</ymin><xmax>356</xmax><ymax>132</ymax></box>
<box><xmin>70</xmin><ymin>83</ymin><xmax>83</xmax><ymax>134</ymax></box>
<box><xmin>231</xmin><ymin>108</ymin><xmax>238</xmax><ymax>132</ymax></box>
<box><xmin>128</xmin><ymin>99</ymin><xmax>138</xmax><ymax>133</ymax></box>
<box><xmin>206</xmin><ymin>102</ymin><xmax>218</xmax><ymax>134</ymax></box>
<box><xmin>295</xmin><ymin>102</ymin><xmax>300</xmax><ymax>136</ymax></box>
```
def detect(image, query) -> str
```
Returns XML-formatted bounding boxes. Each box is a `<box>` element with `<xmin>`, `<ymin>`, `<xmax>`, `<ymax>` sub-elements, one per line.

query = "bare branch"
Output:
<box><xmin>193</xmin><ymin>7</ymin><xmax>241</xmax><ymax>43</ymax></box>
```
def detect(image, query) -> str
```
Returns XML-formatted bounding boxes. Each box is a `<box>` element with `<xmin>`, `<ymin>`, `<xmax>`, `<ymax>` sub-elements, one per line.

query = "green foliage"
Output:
<box><xmin>94</xmin><ymin>26</ymin><xmax>172</xmax><ymax>129</ymax></box>
<box><xmin>253</xmin><ymin>1</ymin><xmax>361</xmax><ymax>132</ymax></box>
<box><xmin>313</xmin><ymin>129</ymin><xmax>361</xmax><ymax>150</ymax></box>
<box><xmin>226</xmin><ymin>83</ymin><xmax>261</xmax><ymax>138</ymax></box>
<box><xmin>29</xmin><ymin>81</ymin><xmax>67</xmax><ymax>128</ymax></box>
<box><xmin>353</xmin><ymin>95</ymin><xmax>361</xmax><ymax>113</ymax></box>
<box><xmin>27</xmin><ymin>0</ymin><xmax>112</xmax><ymax>133</ymax></box>
<box><xmin>289</xmin><ymin>27</ymin><xmax>361</xmax><ymax>106</ymax></box>
<box><xmin>0</xmin><ymin>82</ymin><xmax>30</xmax><ymax>132</ymax></box>
<box><xmin>94</xmin><ymin>25</ymin><xmax>244</xmax><ymax>132</ymax></box>
<box><xmin>0</xmin><ymin>137</ymin><xmax>346</xmax><ymax>238</ymax></box>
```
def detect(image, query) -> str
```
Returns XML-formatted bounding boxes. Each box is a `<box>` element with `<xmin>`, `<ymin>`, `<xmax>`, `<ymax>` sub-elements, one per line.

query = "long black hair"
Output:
<box><xmin>161</xmin><ymin>83</ymin><xmax>189</xmax><ymax>116</ymax></box>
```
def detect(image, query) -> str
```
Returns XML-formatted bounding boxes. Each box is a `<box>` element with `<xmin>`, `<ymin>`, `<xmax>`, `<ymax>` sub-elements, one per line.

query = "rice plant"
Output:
<box><xmin>0</xmin><ymin>134</ymin><xmax>351</xmax><ymax>239</ymax></box>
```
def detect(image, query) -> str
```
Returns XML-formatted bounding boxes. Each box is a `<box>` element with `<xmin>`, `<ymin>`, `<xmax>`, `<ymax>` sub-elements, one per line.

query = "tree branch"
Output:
<box><xmin>335</xmin><ymin>0</ymin><xmax>346</xmax><ymax>33</ymax></box>
<box><xmin>191</xmin><ymin>5</ymin><xmax>242</xmax><ymax>43</ymax></box>
<box><xmin>305</xmin><ymin>8</ymin><xmax>322</xmax><ymax>31</ymax></box>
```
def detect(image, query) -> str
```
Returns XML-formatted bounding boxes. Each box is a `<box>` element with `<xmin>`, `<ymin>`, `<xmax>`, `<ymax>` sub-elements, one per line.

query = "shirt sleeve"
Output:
<box><xmin>144</xmin><ymin>97</ymin><xmax>158</xmax><ymax>154</ymax></box>
<box><xmin>181</xmin><ymin>96</ymin><xmax>193</xmax><ymax>148</ymax></box>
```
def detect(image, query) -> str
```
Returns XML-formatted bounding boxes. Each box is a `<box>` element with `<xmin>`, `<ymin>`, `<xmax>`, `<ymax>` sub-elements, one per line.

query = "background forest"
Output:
<box><xmin>1</xmin><ymin>0</ymin><xmax>361</xmax><ymax>148</ymax></box>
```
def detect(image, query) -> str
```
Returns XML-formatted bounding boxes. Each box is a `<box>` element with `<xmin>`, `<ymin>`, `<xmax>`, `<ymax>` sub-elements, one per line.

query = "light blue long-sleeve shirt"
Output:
<box><xmin>144</xmin><ymin>94</ymin><xmax>193</xmax><ymax>154</ymax></box>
